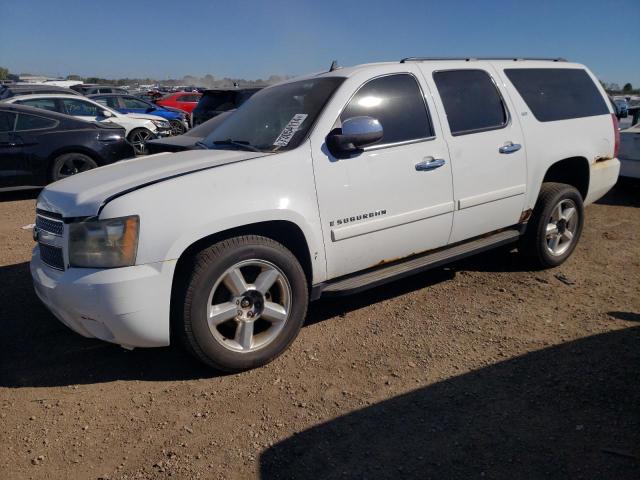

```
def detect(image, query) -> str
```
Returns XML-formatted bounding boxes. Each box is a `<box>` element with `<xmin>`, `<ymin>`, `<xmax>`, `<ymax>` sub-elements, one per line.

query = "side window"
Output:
<box><xmin>62</xmin><ymin>99</ymin><xmax>101</xmax><ymax>117</ymax></box>
<box><xmin>504</xmin><ymin>68</ymin><xmax>609</xmax><ymax>122</ymax></box>
<box><xmin>340</xmin><ymin>73</ymin><xmax>433</xmax><ymax>146</ymax></box>
<box><xmin>433</xmin><ymin>70</ymin><xmax>508</xmax><ymax>135</ymax></box>
<box><xmin>0</xmin><ymin>111</ymin><xmax>16</xmax><ymax>132</ymax></box>
<box><xmin>17</xmin><ymin>98</ymin><xmax>58</xmax><ymax>113</ymax></box>
<box><xmin>121</xmin><ymin>97</ymin><xmax>149</xmax><ymax>109</ymax></box>
<box><xmin>15</xmin><ymin>113</ymin><xmax>57</xmax><ymax>131</ymax></box>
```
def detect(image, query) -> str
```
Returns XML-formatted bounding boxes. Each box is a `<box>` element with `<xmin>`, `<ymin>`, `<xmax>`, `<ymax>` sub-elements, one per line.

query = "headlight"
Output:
<box><xmin>69</xmin><ymin>216</ymin><xmax>139</xmax><ymax>268</ymax></box>
<box><xmin>152</xmin><ymin>119</ymin><xmax>170</xmax><ymax>129</ymax></box>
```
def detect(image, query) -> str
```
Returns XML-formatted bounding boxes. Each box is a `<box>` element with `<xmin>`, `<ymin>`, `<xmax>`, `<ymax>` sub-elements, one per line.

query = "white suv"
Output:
<box><xmin>30</xmin><ymin>58</ymin><xmax>620</xmax><ymax>371</ymax></box>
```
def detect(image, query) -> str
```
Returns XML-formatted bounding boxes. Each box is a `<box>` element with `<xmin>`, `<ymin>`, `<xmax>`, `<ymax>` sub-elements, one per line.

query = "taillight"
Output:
<box><xmin>612</xmin><ymin>113</ymin><xmax>620</xmax><ymax>158</ymax></box>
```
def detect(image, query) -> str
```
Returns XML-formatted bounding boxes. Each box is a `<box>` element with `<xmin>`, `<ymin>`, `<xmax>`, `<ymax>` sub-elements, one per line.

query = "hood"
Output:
<box><xmin>37</xmin><ymin>149</ymin><xmax>270</xmax><ymax>217</ymax></box>
<box><xmin>123</xmin><ymin>112</ymin><xmax>168</xmax><ymax>122</ymax></box>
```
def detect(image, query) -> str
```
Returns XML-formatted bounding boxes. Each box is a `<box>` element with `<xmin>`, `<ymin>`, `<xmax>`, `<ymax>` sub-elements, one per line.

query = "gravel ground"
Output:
<box><xmin>0</xmin><ymin>180</ymin><xmax>639</xmax><ymax>480</ymax></box>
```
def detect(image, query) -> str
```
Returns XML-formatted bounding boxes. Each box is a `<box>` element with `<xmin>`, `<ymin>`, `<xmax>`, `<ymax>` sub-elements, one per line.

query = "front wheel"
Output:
<box><xmin>519</xmin><ymin>182</ymin><xmax>584</xmax><ymax>268</ymax></box>
<box><xmin>180</xmin><ymin>235</ymin><xmax>309</xmax><ymax>372</ymax></box>
<box><xmin>127</xmin><ymin>128</ymin><xmax>154</xmax><ymax>155</ymax></box>
<box><xmin>169</xmin><ymin>119</ymin><xmax>186</xmax><ymax>136</ymax></box>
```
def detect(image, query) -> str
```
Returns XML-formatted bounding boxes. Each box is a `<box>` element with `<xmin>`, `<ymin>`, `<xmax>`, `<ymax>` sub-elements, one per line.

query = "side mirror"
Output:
<box><xmin>146</xmin><ymin>107</ymin><xmax>156</xmax><ymax>113</ymax></box>
<box><xmin>326</xmin><ymin>116</ymin><xmax>383</xmax><ymax>156</ymax></box>
<box><xmin>101</xmin><ymin>110</ymin><xmax>114</xmax><ymax>118</ymax></box>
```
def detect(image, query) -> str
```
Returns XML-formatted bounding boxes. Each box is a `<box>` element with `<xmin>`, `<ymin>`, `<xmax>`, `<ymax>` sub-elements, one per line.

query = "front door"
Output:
<box><xmin>419</xmin><ymin>63</ymin><xmax>528</xmax><ymax>242</ymax></box>
<box><xmin>310</xmin><ymin>68</ymin><xmax>455</xmax><ymax>279</ymax></box>
<box><xmin>0</xmin><ymin>110</ymin><xmax>19</xmax><ymax>188</ymax></box>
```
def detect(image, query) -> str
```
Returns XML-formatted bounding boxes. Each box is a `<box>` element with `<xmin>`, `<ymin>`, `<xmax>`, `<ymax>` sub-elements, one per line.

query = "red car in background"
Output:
<box><xmin>155</xmin><ymin>92</ymin><xmax>202</xmax><ymax>115</ymax></box>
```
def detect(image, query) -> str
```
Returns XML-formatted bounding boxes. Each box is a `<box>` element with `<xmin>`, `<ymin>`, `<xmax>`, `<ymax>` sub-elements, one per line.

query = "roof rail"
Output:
<box><xmin>400</xmin><ymin>57</ymin><xmax>568</xmax><ymax>63</ymax></box>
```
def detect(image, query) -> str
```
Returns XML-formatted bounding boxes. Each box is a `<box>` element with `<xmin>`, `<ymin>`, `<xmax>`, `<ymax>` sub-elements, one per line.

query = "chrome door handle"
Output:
<box><xmin>499</xmin><ymin>142</ymin><xmax>522</xmax><ymax>154</ymax></box>
<box><xmin>415</xmin><ymin>157</ymin><xmax>445</xmax><ymax>171</ymax></box>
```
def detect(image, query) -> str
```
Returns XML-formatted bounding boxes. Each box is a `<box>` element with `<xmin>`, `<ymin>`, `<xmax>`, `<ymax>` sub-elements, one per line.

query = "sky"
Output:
<box><xmin>0</xmin><ymin>0</ymin><xmax>638</xmax><ymax>85</ymax></box>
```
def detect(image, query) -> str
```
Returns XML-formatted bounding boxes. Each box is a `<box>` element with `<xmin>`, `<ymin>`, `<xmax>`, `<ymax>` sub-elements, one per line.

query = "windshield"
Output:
<box><xmin>202</xmin><ymin>77</ymin><xmax>344</xmax><ymax>152</ymax></box>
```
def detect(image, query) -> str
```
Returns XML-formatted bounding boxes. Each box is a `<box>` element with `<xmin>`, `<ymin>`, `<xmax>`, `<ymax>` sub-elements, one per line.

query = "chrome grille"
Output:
<box><xmin>36</xmin><ymin>215</ymin><xmax>63</xmax><ymax>236</ymax></box>
<box><xmin>39</xmin><ymin>243</ymin><xmax>64</xmax><ymax>270</ymax></box>
<box><xmin>36</xmin><ymin>210</ymin><xmax>65</xmax><ymax>270</ymax></box>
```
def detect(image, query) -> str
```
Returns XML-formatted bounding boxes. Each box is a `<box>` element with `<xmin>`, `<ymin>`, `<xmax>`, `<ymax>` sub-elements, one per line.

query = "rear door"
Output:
<box><xmin>419</xmin><ymin>64</ymin><xmax>527</xmax><ymax>242</ymax></box>
<box><xmin>311</xmin><ymin>68</ymin><xmax>455</xmax><ymax>279</ymax></box>
<box><xmin>60</xmin><ymin>98</ymin><xmax>102</xmax><ymax>122</ymax></box>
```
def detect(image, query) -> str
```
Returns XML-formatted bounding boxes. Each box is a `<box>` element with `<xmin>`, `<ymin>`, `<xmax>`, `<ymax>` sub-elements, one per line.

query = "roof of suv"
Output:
<box><xmin>0</xmin><ymin>84</ymin><xmax>81</xmax><ymax>98</ymax></box>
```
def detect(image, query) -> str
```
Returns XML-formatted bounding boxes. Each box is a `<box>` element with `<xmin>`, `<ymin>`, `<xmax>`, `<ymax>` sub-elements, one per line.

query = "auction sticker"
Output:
<box><xmin>273</xmin><ymin>114</ymin><xmax>308</xmax><ymax>147</ymax></box>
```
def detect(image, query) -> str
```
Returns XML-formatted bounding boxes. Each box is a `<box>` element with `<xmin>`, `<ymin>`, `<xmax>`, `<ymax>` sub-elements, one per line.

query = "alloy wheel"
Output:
<box><xmin>56</xmin><ymin>156</ymin><xmax>94</xmax><ymax>179</ymax></box>
<box><xmin>206</xmin><ymin>259</ymin><xmax>292</xmax><ymax>353</ymax></box>
<box><xmin>545</xmin><ymin>199</ymin><xmax>578</xmax><ymax>256</ymax></box>
<box><xmin>130</xmin><ymin>129</ymin><xmax>153</xmax><ymax>155</ymax></box>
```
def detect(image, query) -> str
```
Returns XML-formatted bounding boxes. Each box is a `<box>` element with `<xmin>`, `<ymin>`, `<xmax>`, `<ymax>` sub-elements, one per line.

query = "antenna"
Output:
<box><xmin>329</xmin><ymin>60</ymin><xmax>340</xmax><ymax>72</ymax></box>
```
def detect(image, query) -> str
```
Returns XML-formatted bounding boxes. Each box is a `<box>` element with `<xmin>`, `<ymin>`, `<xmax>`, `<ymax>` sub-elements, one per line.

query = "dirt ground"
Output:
<box><xmin>1</xmin><ymin>181</ymin><xmax>639</xmax><ymax>480</ymax></box>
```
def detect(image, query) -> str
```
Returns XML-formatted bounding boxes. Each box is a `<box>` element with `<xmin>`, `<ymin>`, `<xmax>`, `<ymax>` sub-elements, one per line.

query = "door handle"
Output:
<box><xmin>415</xmin><ymin>157</ymin><xmax>445</xmax><ymax>171</ymax></box>
<box><xmin>499</xmin><ymin>142</ymin><xmax>522</xmax><ymax>154</ymax></box>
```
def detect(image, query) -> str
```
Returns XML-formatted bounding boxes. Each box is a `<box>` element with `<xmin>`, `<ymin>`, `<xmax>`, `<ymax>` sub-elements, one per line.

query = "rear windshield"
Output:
<box><xmin>504</xmin><ymin>68</ymin><xmax>609</xmax><ymax>122</ymax></box>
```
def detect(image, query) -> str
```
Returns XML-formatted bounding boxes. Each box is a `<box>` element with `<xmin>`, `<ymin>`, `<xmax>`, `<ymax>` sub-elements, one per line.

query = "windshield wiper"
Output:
<box><xmin>212</xmin><ymin>139</ymin><xmax>262</xmax><ymax>152</ymax></box>
<box><xmin>194</xmin><ymin>140</ymin><xmax>209</xmax><ymax>150</ymax></box>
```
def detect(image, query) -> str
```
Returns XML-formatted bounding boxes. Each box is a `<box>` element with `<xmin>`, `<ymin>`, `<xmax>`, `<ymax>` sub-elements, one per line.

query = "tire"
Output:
<box><xmin>519</xmin><ymin>182</ymin><xmax>584</xmax><ymax>268</ymax></box>
<box><xmin>180</xmin><ymin>235</ymin><xmax>308</xmax><ymax>372</ymax></box>
<box><xmin>50</xmin><ymin>153</ymin><xmax>98</xmax><ymax>182</ymax></box>
<box><xmin>127</xmin><ymin>128</ymin><xmax>154</xmax><ymax>155</ymax></box>
<box><xmin>169</xmin><ymin>119</ymin><xmax>186</xmax><ymax>136</ymax></box>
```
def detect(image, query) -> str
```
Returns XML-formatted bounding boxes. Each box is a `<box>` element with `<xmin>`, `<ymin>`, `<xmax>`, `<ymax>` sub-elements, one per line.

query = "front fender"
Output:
<box><xmin>100</xmin><ymin>146</ymin><xmax>328</xmax><ymax>284</ymax></box>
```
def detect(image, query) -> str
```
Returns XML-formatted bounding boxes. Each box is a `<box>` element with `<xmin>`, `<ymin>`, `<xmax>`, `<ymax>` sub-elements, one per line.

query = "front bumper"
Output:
<box><xmin>155</xmin><ymin>126</ymin><xmax>173</xmax><ymax>138</ymax></box>
<box><xmin>30</xmin><ymin>247</ymin><xmax>175</xmax><ymax>348</ymax></box>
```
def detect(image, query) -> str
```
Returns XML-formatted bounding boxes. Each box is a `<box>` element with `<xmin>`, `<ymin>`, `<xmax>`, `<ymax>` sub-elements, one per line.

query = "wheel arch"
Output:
<box><xmin>541</xmin><ymin>156</ymin><xmax>590</xmax><ymax>200</ymax></box>
<box><xmin>169</xmin><ymin>220</ymin><xmax>314</xmax><ymax>340</ymax></box>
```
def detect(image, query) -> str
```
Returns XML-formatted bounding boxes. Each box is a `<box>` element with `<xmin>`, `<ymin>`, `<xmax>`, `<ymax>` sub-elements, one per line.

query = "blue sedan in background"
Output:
<box><xmin>89</xmin><ymin>93</ymin><xmax>190</xmax><ymax>135</ymax></box>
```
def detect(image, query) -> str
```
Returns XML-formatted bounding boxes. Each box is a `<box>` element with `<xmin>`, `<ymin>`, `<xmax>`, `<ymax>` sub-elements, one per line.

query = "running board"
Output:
<box><xmin>315</xmin><ymin>228</ymin><xmax>521</xmax><ymax>298</ymax></box>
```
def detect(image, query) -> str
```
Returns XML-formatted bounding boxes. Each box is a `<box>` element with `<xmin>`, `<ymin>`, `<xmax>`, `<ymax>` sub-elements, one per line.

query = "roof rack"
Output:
<box><xmin>400</xmin><ymin>57</ymin><xmax>567</xmax><ymax>63</ymax></box>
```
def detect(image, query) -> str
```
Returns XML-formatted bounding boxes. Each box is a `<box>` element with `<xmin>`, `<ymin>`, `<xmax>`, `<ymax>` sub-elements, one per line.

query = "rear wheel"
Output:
<box><xmin>519</xmin><ymin>182</ymin><xmax>584</xmax><ymax>268</ymax></box>
<box><xmin>127</xmin><ymin>128</ymin><xmax>154</xmax><ymax>155</ymax></box>
<box><xmin>180</xmin><ymin>235</ymin><xmax>308</xmax><ymax>372</ymax></box>
<box><xmin>50</xmin><ymin>153</ymin><xmax>98</xmax><ymax>182</ymax></box>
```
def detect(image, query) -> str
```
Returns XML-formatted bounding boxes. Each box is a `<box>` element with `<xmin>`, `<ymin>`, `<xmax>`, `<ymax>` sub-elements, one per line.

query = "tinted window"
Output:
<box><xmin>178</xmin><ymin>94</ymin><xmax>199</xmax><ymax>102</ymax></box>
<box><xmin>199</xmin><ymin>92</ymin><xmax>235</xmax><ymax>110</ymax></box>
<box><xmin>433</xmin><ymin>70</ymin><xmax>507</xmax><ymax>135</ymax></box>
<box><xmin>17</xmin><ymin>98</ymin><xmax>58</xmax><ymax>112</ymax></box>
<box><xmin>94</xmin><ymin>97</ymin><xmax>120</xmax><ymax>109</ymax></box>
<box><xmin>0</xmin><ymin>111</ymin><xmax>16</xmax><ymax>132</ymax></box>
<box><xmin>341</xmin><ymin>74</ymin><xmax>432</xmax><ymax>146</ymax></box>
<box><xmin>15</xmin><ymin>113</ymin><xmax>57</xmax><ymax>131</ymax></box>
<box><xmin>504</xmin><ymin>68</ymin><xmax>609</xmax><ymax>122</ymax></box>
<box><xmin>62</xmin><ymin>99</ymin><xmax>101</xmax><ymax>117</ymax></box>
<box><xmin>121</xmin><ymin>97</ymin><xmax>150</xmax><ymax>109</ymax></box>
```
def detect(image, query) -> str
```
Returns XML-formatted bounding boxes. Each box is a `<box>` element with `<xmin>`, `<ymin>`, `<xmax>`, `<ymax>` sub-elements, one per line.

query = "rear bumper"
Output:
<box><xmin>585</xmin><ymin>158</ymin><xmax>620</xmax><ymax>205</ymax></box>
<box><xmin>30</xmin><ymin>247</ymin><xmax>175</xmax><ymax>348</ymax></box>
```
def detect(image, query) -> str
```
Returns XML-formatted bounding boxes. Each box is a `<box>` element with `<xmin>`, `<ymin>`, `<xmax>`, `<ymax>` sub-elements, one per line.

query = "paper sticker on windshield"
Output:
<box><xmin>273</xmin><ymin>114</ymin><xmax>308</xmax><ymax>147</ymax></box>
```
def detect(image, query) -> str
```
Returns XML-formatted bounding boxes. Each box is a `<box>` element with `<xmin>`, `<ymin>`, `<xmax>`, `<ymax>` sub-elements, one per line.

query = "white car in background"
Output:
<box><xmin>3</xmin><ymin>94</ymin><xmax>171</xmax><ymax>154</ymax></box>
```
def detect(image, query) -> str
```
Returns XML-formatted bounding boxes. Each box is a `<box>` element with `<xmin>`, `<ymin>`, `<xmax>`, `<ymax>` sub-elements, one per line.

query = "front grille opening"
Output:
<box><xmin>36</xmin><ymin>215</ymin><xmax>63</xmax><ymax>236</ymax></box>
<box><xmin>39</xmin><ymin>243</ymin><xmax>65</xmax><ymax>270</ymax></box>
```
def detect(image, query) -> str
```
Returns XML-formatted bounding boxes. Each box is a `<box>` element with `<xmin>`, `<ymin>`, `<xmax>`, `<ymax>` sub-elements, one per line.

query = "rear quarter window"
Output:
<box><xmin>504</xmin><ymin>68</ymin><xmax>609</xmax><ymax>122</ymax></box>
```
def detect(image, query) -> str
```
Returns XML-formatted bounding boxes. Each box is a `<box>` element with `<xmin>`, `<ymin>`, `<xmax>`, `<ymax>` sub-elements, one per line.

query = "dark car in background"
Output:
<box><xmin>0</xmin><ymin>103</ymin><xmax>134</xmax><ymax>189</ymax></box>
<box><xmin>191</xmin><ymin>88</ymin><xmax>262</xmax><ymax>126</ymax></box>
<box><xmin>0</xmin><ymin>84</ymin><xmax>81</xmax><ymax>100</ymax></box>
<box><xmin>146</xmin><ymin>110</ymin><xmax>233</xmax><ymax>154</ymax></box>
<box><xmin>89</xmin><ymin>93</ymin><xmax>190</xmax><ymax>135</ymax></box>
<box><xmin>70</xmin><ymin>84</ymin><xmax>129</xmax><ymax>95</ymax></box>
